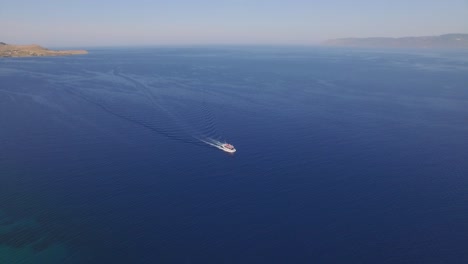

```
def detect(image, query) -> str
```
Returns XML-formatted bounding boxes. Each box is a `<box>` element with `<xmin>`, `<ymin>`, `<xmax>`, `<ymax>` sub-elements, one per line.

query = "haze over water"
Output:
<box><xmin>1</xmin><ymin>47</ymin><xmax>468</xmax><ymax>263</ymax></box>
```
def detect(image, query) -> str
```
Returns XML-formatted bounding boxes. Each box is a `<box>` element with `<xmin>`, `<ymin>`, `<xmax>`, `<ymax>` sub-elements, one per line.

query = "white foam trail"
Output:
<box><xmin>197</xmin><ymin>137</ymin><xmax>228</xmax><ymax>151</ymax></box>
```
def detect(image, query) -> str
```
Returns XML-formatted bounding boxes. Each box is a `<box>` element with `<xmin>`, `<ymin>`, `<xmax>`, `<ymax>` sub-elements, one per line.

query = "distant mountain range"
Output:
<box><xmin>0</xmin><ymin>43</ymin><xmax>87</xmax><ymax>57</ymax></box>
<box><xmin>324</xmin><ymin>33</ymin><xmax>468</xmax><ymax>49</ymax></box>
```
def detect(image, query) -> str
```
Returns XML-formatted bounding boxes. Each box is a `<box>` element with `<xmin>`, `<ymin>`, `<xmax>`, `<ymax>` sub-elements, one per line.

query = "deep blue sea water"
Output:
<box><xmin>1</xmin><ymin>47</ymin><xmax>468</xmax><ymax>263</ymax></box>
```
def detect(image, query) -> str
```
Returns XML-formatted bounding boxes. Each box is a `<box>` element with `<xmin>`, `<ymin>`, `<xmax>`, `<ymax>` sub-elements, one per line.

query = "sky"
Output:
<box><xmin>1</xmin><ymin>0</ymin><xmax>467</xmax><ymax>46</ymax></box>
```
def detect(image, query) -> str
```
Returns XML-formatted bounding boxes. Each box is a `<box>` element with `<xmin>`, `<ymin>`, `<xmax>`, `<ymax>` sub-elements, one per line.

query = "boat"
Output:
<box><xmin>220</xmin><ymin>143</ymin><xmax>236</xmax><ymax>153</ymax></box>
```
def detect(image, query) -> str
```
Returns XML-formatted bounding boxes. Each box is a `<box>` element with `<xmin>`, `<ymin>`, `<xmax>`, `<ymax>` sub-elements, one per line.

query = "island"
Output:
<box><xmin>323</xmin><ymin>33</ymin><xmax>468</xmax><ymax>49</ymax></box>
<box><xmin>0</xmin><ymin>42</ymin><xmax>88</xmax><ymax>57</ymax></box>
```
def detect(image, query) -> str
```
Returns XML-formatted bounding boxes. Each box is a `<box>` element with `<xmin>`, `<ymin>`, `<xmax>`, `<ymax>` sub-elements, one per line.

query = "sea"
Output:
<box><xmin>0</xmin><ymin>46</ymin><xmax>467</xmax><ymax>263</ymax></box>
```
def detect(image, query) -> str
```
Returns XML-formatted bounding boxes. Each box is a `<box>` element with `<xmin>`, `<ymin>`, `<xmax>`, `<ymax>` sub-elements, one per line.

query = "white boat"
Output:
<box><xmin>220</xmin><ymin>143</ymin><xmax>236</xmax><ymax>153</ymax></box>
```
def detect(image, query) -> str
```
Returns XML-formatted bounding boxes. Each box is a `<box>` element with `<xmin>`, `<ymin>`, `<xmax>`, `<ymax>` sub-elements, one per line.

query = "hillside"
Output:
<box><xmin>0</xmin><ymin>43</ymin><xmax>88</xmax><ymax>57</ymax></box>
<box><xmin>324</xmin><ymin>33</ymin><xmax>468</xmax><ymax>49</ymax></box>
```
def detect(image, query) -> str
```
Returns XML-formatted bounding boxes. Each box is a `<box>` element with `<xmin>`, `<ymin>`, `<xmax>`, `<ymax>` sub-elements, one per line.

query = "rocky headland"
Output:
<box><xmin>0</xmin><ymin>42</ymin><xmax>88</xmax><ymax>57</ymax></box>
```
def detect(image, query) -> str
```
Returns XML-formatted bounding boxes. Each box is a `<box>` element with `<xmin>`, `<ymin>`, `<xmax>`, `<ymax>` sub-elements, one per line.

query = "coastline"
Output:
<box><xmin>0</xmin><ymin>44</ymin><xmax>88</xmax><ymax>58</ymax></box>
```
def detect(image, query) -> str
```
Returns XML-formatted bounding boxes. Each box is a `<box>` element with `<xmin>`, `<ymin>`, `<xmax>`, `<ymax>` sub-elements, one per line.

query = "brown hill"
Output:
<box><xmin>0</xmin><ymin>43</ymin><xmax>88</xmax><ymax>57</ymax></box>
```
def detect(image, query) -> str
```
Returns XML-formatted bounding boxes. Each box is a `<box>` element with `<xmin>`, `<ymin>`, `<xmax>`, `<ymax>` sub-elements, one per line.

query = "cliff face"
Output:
<box><xmin>324</xmin><ymin>34</ymin><xmax>468</xmax><ymax>49</ymax></box>
<box><xmin>0</xmin><ymin>43</ymin><xmax>88</xmax><ymax>57</ymax></box>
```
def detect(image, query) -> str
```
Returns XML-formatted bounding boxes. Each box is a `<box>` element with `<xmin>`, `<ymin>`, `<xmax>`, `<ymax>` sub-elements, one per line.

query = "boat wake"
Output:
<box><xmin>65</xmin><ymin>67</ymin><xmax>234</xmax><ymax>151</ymax></box>
<box><xmin>198</xmin><ymin>137</ymin><xmax>236</xmax><ymax>153</ymax></box>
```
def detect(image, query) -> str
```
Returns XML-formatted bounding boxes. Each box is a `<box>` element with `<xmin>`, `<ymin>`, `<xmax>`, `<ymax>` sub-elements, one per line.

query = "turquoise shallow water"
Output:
<box><xmin>0</xmin><ymin>210</ymin><xmax>70</xmax><ymax>263</ymax></box>
<box><xmin>1</xmin><ymin>47</ymin><xmax>468</xmax><ymax>263</ymax></box>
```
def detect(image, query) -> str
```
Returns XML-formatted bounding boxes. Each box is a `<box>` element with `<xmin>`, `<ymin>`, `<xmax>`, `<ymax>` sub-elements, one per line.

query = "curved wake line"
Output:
<box><xmin>113</xmin><ymin>69</ymin><xmax>228</xmax><ymax>151</ymax></box>
<box><xmin>113</xmin><ymin>69</ymin><xmax>204</xmax><ymax>137</ymax></box>
<box><xmin>65</xmin><ymin>87</ymin><xmax>201</xmax><ymax>145</ymax></box>
<box><xmin>67</xmin><ymin>68</ymin><xmax>231</xmax><ymax>151</ymax></box>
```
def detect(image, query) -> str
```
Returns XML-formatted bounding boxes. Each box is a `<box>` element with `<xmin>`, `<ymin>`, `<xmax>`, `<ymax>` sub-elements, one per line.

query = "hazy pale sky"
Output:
<box><xmin>2</xmin><ymin>0</ymin><xmax>467</xmax><ymax>46</ymax></box>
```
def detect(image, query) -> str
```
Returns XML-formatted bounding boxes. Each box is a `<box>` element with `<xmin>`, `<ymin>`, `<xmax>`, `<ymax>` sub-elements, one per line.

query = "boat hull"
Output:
<box><xmin>221</xmin><ymin>147</ymin><xmax>236</xmax><ymax>153</ymax></box>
